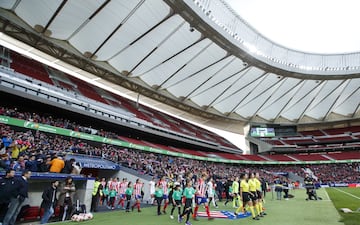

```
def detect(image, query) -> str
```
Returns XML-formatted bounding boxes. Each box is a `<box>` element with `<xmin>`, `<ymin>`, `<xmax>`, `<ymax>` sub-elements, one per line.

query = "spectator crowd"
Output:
<box><xmin>0</xmin><ymin>106</ymin><xmax>358</xmax><ymax>185</ymax></box>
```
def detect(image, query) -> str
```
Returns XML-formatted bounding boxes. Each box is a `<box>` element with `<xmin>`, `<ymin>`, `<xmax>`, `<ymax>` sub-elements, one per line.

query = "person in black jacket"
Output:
<box><xmin>3</xmin><ymin>170</ymin><xmax>31</xmax><ymax>225</ymax></box>
<box><xmin>40</xmin><ymin>180</ymin><xmax>59</xmax><ymax>224</ymax></box>
<box><xmin>0</xmin><ymin>169</ymin><xmax>16</xmax><ymax>223</ymax></box>
<box><xmin>61</xmin><ymin>158</ymin><xmax>75</xmax><ymax>174</ymax></box>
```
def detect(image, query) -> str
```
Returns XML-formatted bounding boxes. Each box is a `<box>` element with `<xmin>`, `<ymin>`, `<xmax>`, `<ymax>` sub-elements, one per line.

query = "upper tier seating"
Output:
<box><xmin>7</xmin><ymin>49</ymin><xmax>238</xmax><ymax>150</ymax></box>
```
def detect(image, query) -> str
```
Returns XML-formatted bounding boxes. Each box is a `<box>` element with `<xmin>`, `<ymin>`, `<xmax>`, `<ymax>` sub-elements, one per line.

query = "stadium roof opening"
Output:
<box><xmin>226</xmin><ymin>0</ymin><xmax>360</xmax><ymax>54</ymax></box>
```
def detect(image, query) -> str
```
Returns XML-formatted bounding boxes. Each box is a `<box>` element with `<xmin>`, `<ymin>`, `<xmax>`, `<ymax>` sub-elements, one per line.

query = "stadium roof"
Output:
<box><xmin>0</xmin><ymin>0</ymin><xmax>359</xmax><ymax>134</ymax></box>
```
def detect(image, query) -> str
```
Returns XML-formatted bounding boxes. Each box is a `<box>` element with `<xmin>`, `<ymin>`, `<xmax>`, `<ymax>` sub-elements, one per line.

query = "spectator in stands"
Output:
<box><xmin>3</xmin><ymin>170</ymin><xmax>31</xmax><ymax>225</ymax></box>
<box><xmin>0</xmin><ymin>139</ymin><xmax>5</xmax><ymax>155</ymax></box>
<box><xmin>71</xmin><ymin>161</ymin><xmax>82</xmax><ymax>175</ymax></box>
<box><xmin>62</xmin><ymin>158</ymin><xmax>75</xmax><ymax>174</ymax></box>
<box><xmin>40</xmin><ymin>180</ymin><xmax>59</xmax><ymax>224</ymax></box>
<box><xmin>0</xmin><ymin>153</ymin><xmax>9</xmax><ymax>171</ymax></box>
<box><xmin>48</xmin><ymin>155</ymin><xmax>65</xmax><ymax>173</ymax></box>
<box><xmin>25</xmin><ymin>154</ymin><xmax>39</xmax><ymax>172</ymax></box>
<box><xmin>0</xmin><ymin>169</ymin><xmax>16</xmax><ymax>223</ymax></box>
<box><xmin>1</xmin><ymin>133</ymin><xmax>12</xmax><ymax>149</ymax></box>
<box><xmin>58</xmin><ymin>176</ymin><xmax>76</xmax><ymax>221</ymax></box>
<box><xmin>11</xmin><ymin>155</ymin><xmax>25</xmax><ymax>171</ymax></box>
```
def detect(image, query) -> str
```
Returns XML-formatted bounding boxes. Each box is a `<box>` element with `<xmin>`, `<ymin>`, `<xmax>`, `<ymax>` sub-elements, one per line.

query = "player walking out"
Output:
<box><xmin>235</xmin><ymin>173</ymin><xmax>259</xmax><ymax>220</ymax></box>
<box><xmin>231</xmin><ymin>176</ymin><xmax>241</xmax><ymax>208</ymax></box>
<box><xmin>159</xmin><ymin>176</ymin><xmax>169</xmax><ymax>214</ymax></box>
<box><xmin>255</xmin><ymin>173</ymin><xmax>267</xmax><ymax>216</ymax></box>
<box><xmin>125</xmin><ymin>181</ymin><xmax>133</xmax><ymax>212</ymax></box>
<box><xmin>170</xmin><ymin>184</ymin><xmax>182</xmax><ymax>219</ymax></box>
<box><xmin>131</xmin><ymin>179</ymin><xmax>143</xmax><ymax>212</ymax></box>
<box><xmin>193</xmin><ymin>174</ymin><xmax>213</xmax><ymax>220</ymax></box>
<box><xmin>249</xmin><ymin>173</ymin><xmax>261</xmax><ymax>218</ymax></box>
<box><xmin>155</xmin><ymin>183</ymin><xmax>164</xmax><ymax>215</ymax></box>
<box><xmin>117</xmin><ymin>178</ymin><xmax>128</xmax><ymax>209</ymax></box>
<box><xmin>179</xmin><ymin>180</ymin><xmax>196</xmax><ymax>225</ymax></box>
<box><xmin>207</xmin><ymin>177</ymin><xmax>218</xmax><ymax>208</ymax></box>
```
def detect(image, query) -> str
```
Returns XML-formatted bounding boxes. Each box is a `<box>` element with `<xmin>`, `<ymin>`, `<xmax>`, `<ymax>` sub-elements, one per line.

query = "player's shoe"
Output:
<box><xmin>185</xmin><ymin>222</ymin><xmax>192</xmax><ymax>225</ymax></box>
<box><xmin>170</xmin><ymin>215</ymin><xmax>174</xmax><ymax>219</ymax></box>
<box><xmin>253</xmin><ymin>216</ymin><xmax>260</xmax><ymax>220</ymax></box>
<box><xmin>178</xmin><ymin>215</ymin><xmax>183</xmax><ymax>223</ymax></box>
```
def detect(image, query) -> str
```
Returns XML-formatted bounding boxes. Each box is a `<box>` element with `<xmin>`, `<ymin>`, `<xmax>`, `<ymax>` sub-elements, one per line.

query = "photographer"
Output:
<box><xmin>304</xmin><ymin>174</ymin><xmax>317</xmax><ymax>200</ymax></box>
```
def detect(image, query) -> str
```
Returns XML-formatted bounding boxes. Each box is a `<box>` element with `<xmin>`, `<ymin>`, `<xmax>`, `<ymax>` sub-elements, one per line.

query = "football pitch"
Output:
<box><xmin>73</xmin><ymin>187</ymin><xmax>359</xmax><ymax>225</ymax></box>
<box><xmin>326</xmin><ymin>187</ymin><xmax>360</xmax><ymax>225</ymax></box>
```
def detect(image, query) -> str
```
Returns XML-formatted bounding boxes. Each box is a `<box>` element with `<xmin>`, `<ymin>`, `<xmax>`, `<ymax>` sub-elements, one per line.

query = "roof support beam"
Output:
<box><xmin>67</xmin><ymin>0</ymin><xmax>111</xmax><ymax>40</ymax></box>
<box><xmin>184</xmin><ymin>56</ymin><xmax>236</xmax><ymax>99</ymax></box>
<box><xmin>296</xmin><ymin>81</ymin><xmax>327</xmax><ymax>123</ymax></box>
<box><xmin>273</xmin><ymin>80</ymin><xmax>306</xmax><ymax>122</ymax></box>
<box><xmin>227</xmin><ymin>72</ymin><xmax>268</xmax><ymax>115</ymax></box>
<box><xmin>42</xmin><ymin>0</ymin><xmax>68</xmax><ymax>34</ymax></box>
<box><xmin>248</xmin><ymin>77</ymin><xmax>287</xmax><ymax>121</ymax></box>
<box><xmin>136</xmin><ymin>36</ymin><xmax>206</xmax><ymax>77</ymax></box>
<box><xmin>323</xmin><ymin>80</ymin><xmax>350</xmax><ymax>121</ymax></box>
<box><xmin>108</xmin><ymin>11</ymin><xmax>175</xmax><ymax>61</ymax></box>
<box><xmin>91</xmin><ymin>0</ymin><xmax>145</xmax><ymax>58</ymax></box>
<box><xmin>165</xmin><ymin>52</ymin><xmax>229</xmax><ymax>89</ymax></box>
<box><xmin>204</xmin><ymin>66</ymin><xmax>251</xmax><ymax>109</ymax></box>
<box><xmin>127</xmin><ymin>21</ymin><xmax>186</xmax><ymax>76</ymax></box>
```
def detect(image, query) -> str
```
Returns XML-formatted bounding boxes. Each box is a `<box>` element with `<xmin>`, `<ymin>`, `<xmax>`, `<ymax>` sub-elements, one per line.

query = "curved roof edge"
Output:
<box><xmin>173</xmin><ymin>0</ymin><xmax>360</xmax><ymax>78</ymax></box>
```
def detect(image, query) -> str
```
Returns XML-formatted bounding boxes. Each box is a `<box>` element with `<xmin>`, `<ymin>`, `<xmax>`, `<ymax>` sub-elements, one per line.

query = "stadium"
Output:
<box><xmin>0</xmin><ymin>0</ymin><xmax>359</xmax><ymax>225</ymax></box>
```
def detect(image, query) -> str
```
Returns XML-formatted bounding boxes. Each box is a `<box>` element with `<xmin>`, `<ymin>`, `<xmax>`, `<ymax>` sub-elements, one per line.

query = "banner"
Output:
<box><xmin>1</xmin><ymin>115</ymin><xmax>360</xmax><ymax>165</ymax></box>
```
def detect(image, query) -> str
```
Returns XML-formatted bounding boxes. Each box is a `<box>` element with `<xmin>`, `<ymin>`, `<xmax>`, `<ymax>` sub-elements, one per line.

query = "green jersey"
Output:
<box><xmin>172</xmin><ymin>189</ymin><xmax>182</xmax><ymax>200</ymax></box>
<box><xmin>183</xmin><ymin>187</ymin><xmax>196</xmax><ymax>199</ymax></box>
<box><xmin>109</xmin><ymin>189</ymin><xmax>117</xmax><ymax>198</ymax></box>
<box><xmin>155</xmin><ymin>187</ymin><xmax>164</xmax><ymax>198</ymax></box>
<box><xmin>102</xmin><ymin>187</ymin><xmax>109</xmax><ymax>196</ymax></box>
<box><xmin>125</xmin><ymin>187</ymin><xmax>133</xmax><ymax>195</ymax></box>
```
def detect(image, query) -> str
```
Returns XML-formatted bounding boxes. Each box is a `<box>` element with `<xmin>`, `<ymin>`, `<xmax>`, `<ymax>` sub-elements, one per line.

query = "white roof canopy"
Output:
<box><xmin>0</xmin><ymin>0</ymin><xmax>359</xmax><ymax>128</ymax></box>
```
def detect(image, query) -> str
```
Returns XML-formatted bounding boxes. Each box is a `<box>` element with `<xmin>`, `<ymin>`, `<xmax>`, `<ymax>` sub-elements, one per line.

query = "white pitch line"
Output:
<box><xmin>324</xmin><ymin>188</ymin><xmax>331</xmax><ymax>201</ymax></box>
<box><xmin>333</xmin><ymin>188</ymin><xmax>360</xmax><ymax>200</ymax></box>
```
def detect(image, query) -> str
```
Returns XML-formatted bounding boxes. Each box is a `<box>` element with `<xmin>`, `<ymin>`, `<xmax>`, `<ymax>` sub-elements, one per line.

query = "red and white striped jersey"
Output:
<box><xmin>159</xmin><ymin>180</ymin><xmax>168</xmax><ymax>194</ymax></box>
<box><xmin>197</xmin><ymin>179</ymin><xmax>206</xmax><ymax>197</ymax></box>
<box><xmin>119</xmin><ymin>181</ymin><xmax>128</xmax><ymax>194</ymax></box>
<box><xmin>109</xmin><ymin>180</ymin><xmax>118</xmax><ymax>191</ymax></box>
<box><xmin>134</xmin><ymin>182</ymin><xmax>143</xmax><ymax>196</ymax></box>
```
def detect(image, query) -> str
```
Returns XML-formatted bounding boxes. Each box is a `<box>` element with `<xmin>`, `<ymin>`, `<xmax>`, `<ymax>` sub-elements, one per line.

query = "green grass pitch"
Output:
<box><xmin>326</xmin><ymin>187</ymin><xmax>360</xmax><ymax>225</ymax></box>
<box><xmin>69</xmin><ymin>187</ymin><xmax>359</xmax><ymax>225</ymax></box>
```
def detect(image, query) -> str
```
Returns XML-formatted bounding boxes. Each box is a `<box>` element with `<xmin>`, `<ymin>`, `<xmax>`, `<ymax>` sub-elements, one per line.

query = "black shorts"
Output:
<box><xmin>173</xmin><ymin>200</ymin><xmax>182</xmax><ymax>206</ymax></box>
<box><xmin>242</xmin><ymin>192</ymin><xmax>251</xmax><ymax>202</ymax></box>
<box><xmin>250</xmin><ymin>191</ymin><xmax>258</xmax><ymax>201</ymax></box>
<box><xmin>184</xmin><ymin>198</ymin><xmax>192</xmax><ymax>208</ymax></box>
<box><xmin>126</xmin><ymin>194</ymin><xmax>131</xmax><ymax>201</ymax></box>
<box><xmin>256</xmin><ymin>191</ymin><xmax>262</xmax><ymax>199</ymax></box>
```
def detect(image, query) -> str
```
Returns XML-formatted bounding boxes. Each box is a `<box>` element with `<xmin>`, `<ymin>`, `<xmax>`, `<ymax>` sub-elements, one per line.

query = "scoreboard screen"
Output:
<box><xmin>249</xmin><ymin>124</ymin><xmax>297</xmax><ymax>137</ymax></box>
<box><xmin>250</xmin><ymin>127</ymin><xmax>276</xmax><ymax>137</ymax></box>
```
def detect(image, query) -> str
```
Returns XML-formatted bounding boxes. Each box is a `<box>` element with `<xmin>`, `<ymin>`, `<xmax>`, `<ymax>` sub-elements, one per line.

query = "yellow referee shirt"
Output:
<box><xmin>248</xmin><ymin>178</ymin><xmax>257</xmax><ymax>192</ymax></box>
<box><xmin>240</xmin><ymin>180</ymin><xmax>250</xmax><ymax>193</ymax></box>
<box><xmin>255</xmin><ymin>178</ymin><xmax>262</xmax><ymax>191</ymax></box>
